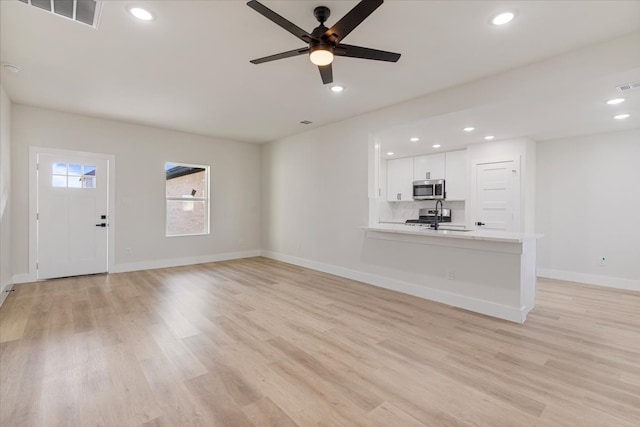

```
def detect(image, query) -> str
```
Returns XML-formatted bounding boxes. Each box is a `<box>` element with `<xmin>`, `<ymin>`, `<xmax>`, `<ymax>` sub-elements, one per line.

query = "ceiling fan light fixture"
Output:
<box><xmin>309</xmin><ymin>45</ymin><xmax>334</xmax><ymax>66</ymax></box>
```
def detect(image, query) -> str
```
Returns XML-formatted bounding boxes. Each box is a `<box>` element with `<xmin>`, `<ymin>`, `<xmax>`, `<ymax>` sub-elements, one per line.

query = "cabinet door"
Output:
<box><xmin>387</xmin><ymin>157</ymin><xmax>414</xmax><ymax>201</ymax></box>
<box><xmin>414</xmin><ymin>153</ymin><xmax>445</xmax><ymax>180</ymax></box>
<box><xmin>445</xmin><ymin>150</ymin><xmax>467</xmax><ymax>200</ymax></box>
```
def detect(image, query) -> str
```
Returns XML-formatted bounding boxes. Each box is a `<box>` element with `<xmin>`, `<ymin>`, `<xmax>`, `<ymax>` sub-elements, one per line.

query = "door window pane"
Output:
<box><xmin>68</xmin><ymin>164</ymin><xmax>82</xmax><ymax>176</ymax></box>
<box><xmin>53</xmin><ymin>163</ymin><xmax>67</xmax><ymax>174</ymax></box>
<box><xmin>83</xmin><ymin>177</ymin><xmax>96</xmax><ymax>188</ymax></box>
<box><xmin>68</xmin><ymin>176</ymin><xmax>82</xmax><ymax>188</ymax></box>
<box><xmin>52</xmin><ymin>175</ymin><xmax>67</xmax><ymax>187</ymax></box>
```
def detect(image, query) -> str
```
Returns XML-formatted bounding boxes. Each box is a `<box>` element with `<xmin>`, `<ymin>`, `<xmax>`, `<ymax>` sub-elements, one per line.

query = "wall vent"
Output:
<box><xmin>17</xmin><ymin>0</ymin><xmax>102</xmax><ymax>28</ymax></box>
<box><xmin>616</xmin><ymin>80</ymin><xmax>640</xmax><ymax>92</ymax></box>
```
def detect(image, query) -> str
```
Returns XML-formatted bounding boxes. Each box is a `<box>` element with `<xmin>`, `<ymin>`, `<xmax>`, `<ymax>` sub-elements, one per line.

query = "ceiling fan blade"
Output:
<box><xmin>318</xmin><ymin>64</ymin><xmax>333</xmax><ymax>84</ymax></box>
<box><xmin>335</xmin><ymin>44</ymin><xmax>401</xmax><ymax>62</ymax></box>
<box><xmin>323</xmin><ymin>0</ymin><xmax>383</xmax><ymax>44</ymax></box>
<box><xmin>250</xmin><ymin>48</ymin><xmax>310</xmax><ymax>64</ymax></box>
<box><xmin>247</xmin><ymin>0</ymin><xmax>314</xmax><ymax>43</ymax></box>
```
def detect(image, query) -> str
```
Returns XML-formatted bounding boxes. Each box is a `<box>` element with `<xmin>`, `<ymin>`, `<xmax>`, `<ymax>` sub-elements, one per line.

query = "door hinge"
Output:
<box><xmin>36</xmin><ymin>262</ymin><xmax>39</xmax><ymax>270</ymax></box>
<box><xmin>36</xmin><ymin>163</ymin><xmax>39</xmax><ymax>171</ymax></box>
<box><xmin>37</xmin><ymin>213</ymin><xmax>39</xmax><ymax>220</ymax></box>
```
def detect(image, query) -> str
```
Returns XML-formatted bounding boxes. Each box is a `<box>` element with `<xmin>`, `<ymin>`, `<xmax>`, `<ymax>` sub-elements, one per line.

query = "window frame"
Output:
<box><xmin>165</xmin><ymin>161</ymin><xmax>211</xmax><ymax>237</ymax></box>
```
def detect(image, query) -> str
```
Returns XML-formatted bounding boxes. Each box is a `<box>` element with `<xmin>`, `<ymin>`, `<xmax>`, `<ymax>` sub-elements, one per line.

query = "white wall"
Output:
<box><xmin>261</xmin><ymin>102</ymin><xmax>537</xmax><ymax>319</ymax></box>
<box><xmin>0</xmin><ymin>85</ymin><xmax>12</xmax><ymax>302</ymax></box>
<box><xmin>11</xmin><ymin>105</ymin><xmax>261</xmax><ymax>280</ymax></box>
<box><xmin>537</xmin><ymin>129</ymin><xmax>640</xmax><ymax>290</ymax></box>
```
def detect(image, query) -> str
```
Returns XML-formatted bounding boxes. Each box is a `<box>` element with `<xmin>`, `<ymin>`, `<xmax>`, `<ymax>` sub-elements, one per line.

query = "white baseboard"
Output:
<box><xmin>10</xmin><ymin>250</ymin><xmax>261</xmax><ymax>283</ymax></box>
<box><xmin>0</xmin><ymin>279</ymin><xmax>14</xmax><ymax>307</ymax></box>
<box><xmin>111</xmin><ymin>250</ymin><xmax>262</xmax><ymax>274</ymax></box>
<box><xmin>12</xmin><ymin>273</ymin><xmax>35</xmax><ymax>285</ymax></box>
<box><xmin>261</xmin><ymin>250</ymin><xmax>526</xmax><ymax>323</ymax></box>
<box><xmin>537</xmin><ymin>268</ymin><xmax>640</xmax><ymax>292</ymax></box>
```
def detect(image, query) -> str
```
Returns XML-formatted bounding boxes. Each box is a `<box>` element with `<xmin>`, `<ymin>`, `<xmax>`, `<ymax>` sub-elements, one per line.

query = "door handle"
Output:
<box><xmin>476</xmin><ymin>221</ymin><xmax>485</xmax><ymax>226</ymax></box>
<box><xmin>95</xmin><ymin>223</ymin><xmax>107</xmax><ymax>227</ymax></box>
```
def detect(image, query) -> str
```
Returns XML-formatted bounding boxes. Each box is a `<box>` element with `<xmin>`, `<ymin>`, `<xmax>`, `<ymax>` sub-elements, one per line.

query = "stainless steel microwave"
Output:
<box><xmin>413</xmin><ymin>179</ymin><xmax>445</xmax><ymax>200</ymax></box>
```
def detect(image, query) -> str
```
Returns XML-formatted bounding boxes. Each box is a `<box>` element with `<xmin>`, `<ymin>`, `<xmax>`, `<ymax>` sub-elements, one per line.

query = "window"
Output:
<box><xmin>165</xmin><ymin>162</ymin><xmax>210</xmax><ymax>236</ymax></box>
<box><xmin>52</xmin><ymin>163</ymin><xmax>96</xmax><ymax>188</ymax></box>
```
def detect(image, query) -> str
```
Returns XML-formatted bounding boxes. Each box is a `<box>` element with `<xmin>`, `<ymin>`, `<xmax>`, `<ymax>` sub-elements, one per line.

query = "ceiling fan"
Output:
<box><xmin>247</xmin><ymin>0</ymin><xmax>401</xmax><ymax>85</ymax></box>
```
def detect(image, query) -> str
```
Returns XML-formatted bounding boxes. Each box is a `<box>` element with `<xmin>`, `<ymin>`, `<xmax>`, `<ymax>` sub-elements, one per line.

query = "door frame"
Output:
<box><xmin>29</xmin><ymin>147</ymin><xmax>116</xmax><ymax>281</ymax></box>
<box><xmin>469</xmin><ymin>156</ymin><xmax>521</xmax><ymax>232</ymax></box>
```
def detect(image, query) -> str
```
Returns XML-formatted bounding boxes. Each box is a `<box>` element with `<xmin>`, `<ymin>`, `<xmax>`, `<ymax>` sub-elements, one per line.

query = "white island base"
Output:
<box><xmin>363</xmin><ymin>224</ymin><xmax>540</xmax><ymax>323</ymax></box>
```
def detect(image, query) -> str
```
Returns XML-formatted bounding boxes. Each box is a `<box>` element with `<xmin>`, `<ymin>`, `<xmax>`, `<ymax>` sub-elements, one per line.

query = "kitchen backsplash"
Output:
<box><xmin>379</xmin><ymin>200</ymin><xmax>466</xmax><ymax>224</ymax></box>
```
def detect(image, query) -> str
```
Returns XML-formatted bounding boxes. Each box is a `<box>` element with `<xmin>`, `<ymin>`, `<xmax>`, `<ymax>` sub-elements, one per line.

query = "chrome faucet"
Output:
<box><xmin>433</xmin><ymin>200</ymin><xmax>443</xmax><ymax>230</ymax></box>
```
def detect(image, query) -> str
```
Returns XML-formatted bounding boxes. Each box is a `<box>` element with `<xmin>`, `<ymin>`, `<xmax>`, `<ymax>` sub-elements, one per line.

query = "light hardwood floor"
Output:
<box><xmin>1</xmin><ymin>257</ymin><xmax>639</xmax><ymax>426</ymax></box>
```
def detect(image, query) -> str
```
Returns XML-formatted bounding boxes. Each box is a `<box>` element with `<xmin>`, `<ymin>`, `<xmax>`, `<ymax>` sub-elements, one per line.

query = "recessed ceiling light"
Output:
<box><xmin>606</xmin><ymin>98</ymin><xmax>625</xmax><ymax>105</ymax></box>
<box><xmin>613</xmin><ymin>114</ymin><xmax>630</xmax><ymax>120</ymax></box>
<box><xmin>386</xmin><ymin>152</ymin><xmax>394</xmax><ymax>156</ymax></box>
<box><xmin>463</xmin><ymin>127</ymin><xmax>475</xmax><ymax>132</ymax></box>
<box><xmin>331</xmin><ymin>85</ymin><xmax>344</xmax><ymax>92</ymax></box>
<box><xmin>491</xmin><ymin>11</ymin><xmax>516</xmax><ymax>26</ymax></box>
<box><xmin>484</xmin><ymin>135</ymin><xmax>495</xmax><ymax>140</ymax></box>
<box><xmin>129</xmin><ymin>6</ymin><xmax>154</xmax><ymax>21</ymax></box>
<box><xmin>410</xmin><ymin>137</ymin><xmax>420</xmax><ymax>142</ymax></box>
<box><xmin>432</xmin><ymin>144</ymin><xmax>441</xmax><ymax>148</ymax></box>
<box><xmin>1</xmin><ymin>63</ymin><xmax>21</xmax><ymax>73</ymax></box>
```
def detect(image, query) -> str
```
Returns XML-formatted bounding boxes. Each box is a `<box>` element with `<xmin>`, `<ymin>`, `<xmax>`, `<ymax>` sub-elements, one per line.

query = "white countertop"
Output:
<box><xmin>365</xmin><ymin>223</ymin><xmax>541</xmax><ymax>243</ymax></box>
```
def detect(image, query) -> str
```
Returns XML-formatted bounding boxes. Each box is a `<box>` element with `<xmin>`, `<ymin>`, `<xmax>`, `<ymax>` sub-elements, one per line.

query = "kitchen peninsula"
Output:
<box><xmin>362</xmin><ymin>224</ymin><xmax>540</xmax><ymax>323</ymax></box>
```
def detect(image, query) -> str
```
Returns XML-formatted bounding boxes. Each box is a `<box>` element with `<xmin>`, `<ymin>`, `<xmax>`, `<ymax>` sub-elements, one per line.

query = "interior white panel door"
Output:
<box><xmin>475</xmin><ymin>160</ymin><xmax>517</xmax><ymax>232</ymax></box>
<box><xmin>37</xmin><ymin>153</ymin><xmax>109</xmax><ymax>279</ymax></box>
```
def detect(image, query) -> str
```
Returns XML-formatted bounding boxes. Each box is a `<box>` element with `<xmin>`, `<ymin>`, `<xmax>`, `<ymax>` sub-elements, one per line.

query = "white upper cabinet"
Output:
<box><xmin>386</xmin><ymin>157</ymin><xmax>414</xmax><ymax>201</ymax></box>
<box><xmin>445</xmin><ymin>150</ymin><xmax>467</xmax><ymax>201</ymax></box>
<box><xmin>414</xmin><ymin>153</ymin><xmax>445</xmax><ymax>180</ymax></box>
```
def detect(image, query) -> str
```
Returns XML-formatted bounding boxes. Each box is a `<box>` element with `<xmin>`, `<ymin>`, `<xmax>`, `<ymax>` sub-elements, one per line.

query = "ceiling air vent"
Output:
<box><xmin>17</xmin><ymin>0</ymin><xmax>102</xmax><ymax>28</ymax></box>
<box><xmin>616</xmin><ymin>80</ymin><xmax>640</xmax><ymax>92</ymax></box>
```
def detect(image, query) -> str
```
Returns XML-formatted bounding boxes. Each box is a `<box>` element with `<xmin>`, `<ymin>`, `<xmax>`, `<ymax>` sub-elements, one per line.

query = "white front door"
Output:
<box><xmin>474</xmin><ymin>160</ymin><xmax>519</xmax><ymax>232</ymax></box>
<box><xmin>37</xmin><ymin>153</ymin><xmax>109</xmax><ymax>279</ymax></box>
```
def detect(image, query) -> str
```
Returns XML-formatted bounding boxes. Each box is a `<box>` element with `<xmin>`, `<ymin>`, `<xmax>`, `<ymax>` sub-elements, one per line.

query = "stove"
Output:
<box><xmin>405</xmin><ymin>208</ymin><xmax>451</xmax><ymax>225</ymax></box>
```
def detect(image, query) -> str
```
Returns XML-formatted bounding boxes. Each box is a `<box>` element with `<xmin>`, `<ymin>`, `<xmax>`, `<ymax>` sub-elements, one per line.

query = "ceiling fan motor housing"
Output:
<box><xmin>313</xmin><ymin>6</ymin><xmax>331</xmax><ymax>24</ymax></box>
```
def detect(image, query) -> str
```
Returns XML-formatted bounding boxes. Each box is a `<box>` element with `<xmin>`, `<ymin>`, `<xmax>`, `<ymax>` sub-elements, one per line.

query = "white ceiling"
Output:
<box><xmin>1</xmin><ymin>0</ymin><xmax>639</xmax><ymax>145</ymax></box>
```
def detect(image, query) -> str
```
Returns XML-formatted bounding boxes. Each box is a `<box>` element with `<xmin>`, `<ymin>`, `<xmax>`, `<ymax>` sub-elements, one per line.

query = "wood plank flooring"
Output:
<box><xmin>1</xmin><ymin>257</ymin><xmax>639</xmax><ymax>426</ymax></box>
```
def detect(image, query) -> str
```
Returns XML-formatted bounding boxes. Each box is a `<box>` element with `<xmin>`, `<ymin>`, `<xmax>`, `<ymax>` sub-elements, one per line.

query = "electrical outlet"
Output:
<box><xmin>599</xmin><ymin>256</ymin><xmax>606</xmax><ymax>266</ymax></box>
<box><xmin>447</xmin><ymin>269</ymin><xmax>455</xmax><ymax>280</ymax></box>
